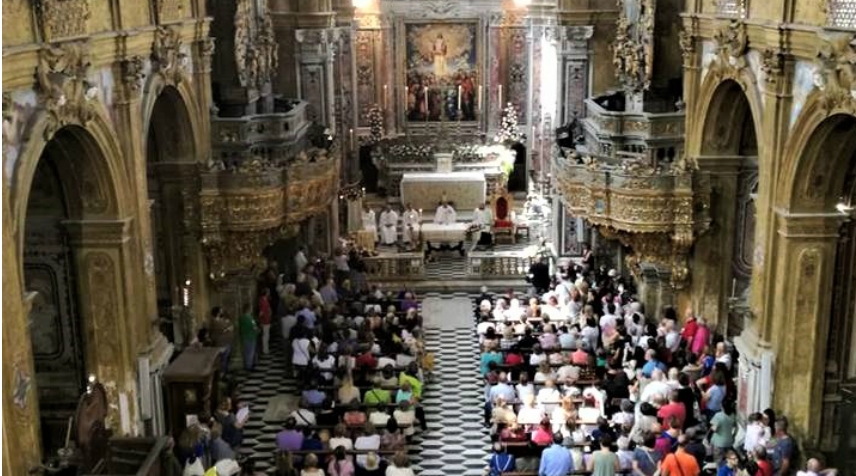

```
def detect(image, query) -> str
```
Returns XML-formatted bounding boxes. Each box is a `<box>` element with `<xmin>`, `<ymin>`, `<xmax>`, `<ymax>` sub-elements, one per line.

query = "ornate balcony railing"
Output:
<box><xmin>467</xmin><ymin>251</ymin><xmax>536</xmax><ymax>278</ymax></box>
<box><xmin>715</xmin><ymin>0</ymin><xmax>748</xmax><ymax>18</ymax></box>
<box><xmin>553</xmin><ymin>154</ymin><xmax>710</xmax><ymax>288</ymax></box>
<box><xmin>199</xmin><ymin>146</ymin><xmax>341</xmax><ymax>279</ymax></box>
<box><xmin>828</xmin><ymin>0</ymin><xmax>856</xmax><ymax>29</ymax></box>
<box><xmin>582</xmin><ymin>98</ymin><xmax>685</xmax><ymax>164</ymax></box>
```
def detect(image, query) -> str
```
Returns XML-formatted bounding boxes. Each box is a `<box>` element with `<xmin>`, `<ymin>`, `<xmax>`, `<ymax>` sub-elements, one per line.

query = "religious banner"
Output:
<box><xmin>404</xmin><ymin>22</ymin><xmax>479</xmax><ymax>122</ymax></box>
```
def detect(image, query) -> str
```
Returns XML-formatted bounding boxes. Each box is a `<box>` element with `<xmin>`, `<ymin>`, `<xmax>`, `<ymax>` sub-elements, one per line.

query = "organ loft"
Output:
<box><xmin>2</xmin><ymin>0</ymin><xmax>855</xmax><ymax>475</ymax></box>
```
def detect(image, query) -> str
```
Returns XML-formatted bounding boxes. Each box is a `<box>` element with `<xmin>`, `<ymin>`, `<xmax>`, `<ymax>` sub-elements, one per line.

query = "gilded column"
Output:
<box><xmin>768</xmin><ymin>211</ymin><xmax>844</xmax><ymax>445</ymax></box>
<box><xmin>2</xmin><ymin>185</ymin><xmax>42</xmax><ymax>476</ymax></box>
<box><xmin>63</xmin><ymin>219</ymin><xmax>141</xmax><ymax>435</ymax></box>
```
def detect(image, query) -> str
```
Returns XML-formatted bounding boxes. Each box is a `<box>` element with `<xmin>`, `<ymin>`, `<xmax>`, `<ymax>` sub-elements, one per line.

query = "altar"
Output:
<box><xmin>400</xmin><ymin>171</ymin><xmax>486</xmax><ymax>211</ymax></box>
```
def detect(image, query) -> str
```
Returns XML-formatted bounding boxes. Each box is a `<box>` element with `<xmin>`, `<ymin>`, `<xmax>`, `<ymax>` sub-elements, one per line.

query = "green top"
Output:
<box><xmin>711</xmin><ymin>411</ymin><xmax>736</xmax><ymax>448</ymax></box>
<box><xmin>363</xmin><ymin>388</ymin><xmax>391</xmax><ymax>406</ymax></box>
<box><xmin>398</xmin><ymin>372</ymin><xmax>422</xmax><ymax>400</ymax></box>
<box><xmin>238</xmin><ymin>313</ymin><xmax>258</xmax><ymax>340</ymax></box>
<box><xmin>592</xmin><ymin>450</ymin><xmax>618</xmax><ymax>476</ymax></box>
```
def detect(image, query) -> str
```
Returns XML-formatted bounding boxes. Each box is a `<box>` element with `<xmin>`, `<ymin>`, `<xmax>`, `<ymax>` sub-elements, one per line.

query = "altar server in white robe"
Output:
<box><xmin>434</xmin><ymin>201</ymin><xmax>457</xmax><ymax>225</ymax></box>
<box><xmin>472</xmin><ymin>201</ymin><xmax>494</xmax><ymax>250</ymax></box>
<box><xmin>402</xmin><ymin>203</ymin><xmax>421</xmax><ymax>245</ymax></box>
<box><xmin>379</xmin><ymin>206</ymin><xmax>399</xmax><ymax>245</ymax></box>
<box><xmin>362</xmin><ymin>205</ymin><xmax>378</xmax><ymax>244</ymax></box>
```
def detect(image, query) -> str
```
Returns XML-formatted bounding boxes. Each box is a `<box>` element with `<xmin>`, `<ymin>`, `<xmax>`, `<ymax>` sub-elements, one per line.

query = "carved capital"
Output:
<box><xmin>151</xmin><ymin>25</ymin><xmax>187</xmax><ymax>86</ymax></box>
<box><xmin>813</xmin><ymin>33</ymin><xmax>856</xmax><ymax>115</ymax></box>
<box><xmin>36</xmin><ymin>41</ymin><xmax>98</xmax><ymax>140</ymax></box>
<box><xmin>117</xmin><ymin>55</ymin><xmax>145</xmax><ymax>101</ymax></box>
<box><xmin>760</xmin><ymin>48</ymin><xmax>785</xmax><ymax>85</ymax></box>
<box><xmin>37</xmin><ymin>0</ymin><xmax>90</xmax><ymax>42</ymax></box>
<box><xmin>679</xmin><ymin>28</ymin><xmax>696</xmax><ymax>64</ymax></box>
<box><xmin>710</xmin><ymin>20</ymin><xmax>749</xmax><ymax>82</ymax></box>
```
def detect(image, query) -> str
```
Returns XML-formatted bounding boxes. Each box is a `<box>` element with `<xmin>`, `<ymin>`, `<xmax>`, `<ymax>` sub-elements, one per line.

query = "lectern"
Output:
<box><xmin>162</xmin><ymin>347</ymin><xmax>222</xmax><ymax>437</ymax></box>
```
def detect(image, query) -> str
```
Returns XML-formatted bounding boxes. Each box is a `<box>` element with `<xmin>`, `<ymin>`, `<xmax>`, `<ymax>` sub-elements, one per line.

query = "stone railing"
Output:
<box><xmin>363</xmin><ymin>253</ymin><xmax>425</xmax><ymax>279</ymax></box>
<box><xmin>553</xmin><ymin>154</ymin><xmax>710</xmax><ymax>289</ymax></box>
<box><xmin>828</xmin><ymin>0</ymin><xmax>856</xmax><ymax>28</ymax></box>
<box><xmin>468</xmin><ymin>251</ymin><xmax>536</xmax><ymax>278</ymax></box>
<box><xmin>714</xmin><ymin>0</ymin><xmax>748</xmax><ymax>18</ymax></box>
<box><xmin>210</xmin><ymin>100</ymin><xmax>311</xmax><ymax>167</ymax></box>
<box><xmin>582</xmin><ymin>98</ymin><xmax>685</xmax><ymax>163</ymax></box>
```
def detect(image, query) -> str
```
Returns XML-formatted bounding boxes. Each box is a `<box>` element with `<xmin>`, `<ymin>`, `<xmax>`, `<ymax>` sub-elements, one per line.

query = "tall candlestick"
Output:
<box><xmin>457</xmin><ymin>86</ymin><xmax>462</xmax><ymax>115</ymax></box>
<box><xmin>498</xmin><ymin>85</ymin><xmax>503</xmax><ymax>109</ymax></box>
<box><xmin>383</xmin><ymin>84</ymin><xmax>388</xmax><ymax>110</ymax></box>
<box><xmin>424</xmin><ymin>86</ymin><xmax>429</xmax><ymax>122</ymax></box>
<box><xmin>477</xmin><ymin>85</ymin><xmax>483</xmax><ymax>112</ymax></box>
<box><xmin>349</xmin><ymin>128</ymin><xmax>354</xmax><ymax>150</ymax></box>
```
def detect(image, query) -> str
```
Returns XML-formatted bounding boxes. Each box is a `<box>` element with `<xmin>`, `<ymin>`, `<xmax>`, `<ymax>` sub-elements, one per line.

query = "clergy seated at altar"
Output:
<box><xmin>402</xmin><ymin>203</ymin><xmax>421</xmax><ymax>246</ymax></box>
<box><xmin>379</xmin><ymin>205</ymin><xmax>399</xmax><ymax>245</ymax></box>
<box><xmin>434</xmin><ymin>201</ymin><xmax>457</xmax><ymax>225</ymax></box>
<box><xmin>472</xmin><ymin>201</ymin><xmax>494</xmax><ymax>251</ymax></box>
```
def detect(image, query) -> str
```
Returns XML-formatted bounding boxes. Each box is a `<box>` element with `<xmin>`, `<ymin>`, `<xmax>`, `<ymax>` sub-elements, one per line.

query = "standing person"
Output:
<box><xmin>238</xmin><ymin>303</ymin><xmax>259</xmax><ymax>370</ymax></box>
<box><xmin>258</xmin><ymin>288</ymin><xmax>272</xmax><ymax>355</ymax></box>
<box><xmin>529</xmin><ymin>257</ymin><xmax>551</xmax><ymax>294</ymax></box>
<box><xmin>294</xmin><ymin>246</ymin><xmax>309</xmax><ymax>277</ymax></box>
<box><xmin>379</xmin><ymin>206</ymin><xmax>399</xmax><ymax>246</ymax></box>
<box><xmin>588</xmin><ymin>435</ymin><xmax>620</xmax><ymax>476</ymax></box>
<box><xmin>362</xmin><ymin>205</ymin><xmax>378</xmax><ymax>245</ymax></box>
<box><xmin>210</xmin><ymin>306</ymin><xmax>234</xmax><ymax>375</ymax></box>
<box><xmin>710</xmin><ymin>401</ymin><xmax>737</xmax><ymax>464</ymax></box>
<box><xmin>581</xmin><ymin>242</ymin><xmax>594</xmax><ymax>272</ymax></box>
<box><xmin>472</xmin><ymin>201</ymin><xmax>494</xmax><ymax>251</ymax></box>
<box><xmin>658</xmin><ymin>435</ymin><xmax>701</xmax><ymax>476</ymax></box>
<box><xmin>766</xmin><ymin>417</ymin><xmax>795</xmax><ymax>476</ymax></box>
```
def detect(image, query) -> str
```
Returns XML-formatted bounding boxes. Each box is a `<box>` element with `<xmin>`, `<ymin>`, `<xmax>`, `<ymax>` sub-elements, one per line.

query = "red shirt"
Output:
<box><xmin>258</xmin><ymin>296</ymin><xmax>272</xmax><ymax>325</ymax></box>
<box><xmin>755</xmin><ymin>460</ymin><xmax>773</xmax><ymax>476</ymax></box>
<box><xmin>505</xmin><ymin>352</ymin><xmax>524</xmax><ymax>366</ymax></box>
<box><xmin>681</xmin><ymin>318</ymin><xmax>698</xmax><ymax>343</ymax></box>
<box><xmin>657</xmin><ymin>402</ymin><xmax>687</xmax><ymax>429</ymax></box>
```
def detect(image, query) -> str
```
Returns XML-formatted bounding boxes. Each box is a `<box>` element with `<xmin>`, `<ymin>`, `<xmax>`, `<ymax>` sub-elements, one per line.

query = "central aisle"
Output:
<box><xmin>417</xmin><ymin>294</ymin><xmax>489</xmax><ymax>476</ymax></box>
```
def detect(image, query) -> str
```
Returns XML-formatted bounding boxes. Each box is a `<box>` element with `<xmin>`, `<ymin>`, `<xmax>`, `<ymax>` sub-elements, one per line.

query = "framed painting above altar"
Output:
<box><xmin>403</xmin><ymin>22</ymin><xmax>480</xmax><ymax>122</ymax></box>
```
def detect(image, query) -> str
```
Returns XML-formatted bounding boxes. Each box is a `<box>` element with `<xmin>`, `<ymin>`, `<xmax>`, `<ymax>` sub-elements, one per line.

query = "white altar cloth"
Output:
<box><xmin>400</xmin><ymin>171</ymin><xmax>486</xmax><ymax>212</ymax></box>
<box><xmin>420</xmin><ymin>223</ymin><xmax>469</xmax><ymax>243</ymax></box>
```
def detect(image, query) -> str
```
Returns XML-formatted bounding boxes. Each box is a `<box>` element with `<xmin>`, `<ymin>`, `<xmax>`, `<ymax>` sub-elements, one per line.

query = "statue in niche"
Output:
<box><xmin>433</xmin><ymin>33</ymin><xmax>448</xmax><ymax>77</ymax></box>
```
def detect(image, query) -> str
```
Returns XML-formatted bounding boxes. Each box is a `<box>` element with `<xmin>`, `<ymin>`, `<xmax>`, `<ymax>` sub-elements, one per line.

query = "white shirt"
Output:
<box><xmin>292</xmin><ymin>338</ymin><xmax>312</xmax><ymax>366</ymax></box>
<box><xmin>312</xmin><ymin>355</ymin><xmax>336</xmax><ymax>379</ymax></box>
<box><xmin>434</xmin><ymin>205</ymin><xmax>457</xmax><ymax>224</ymax></box>
<box><xmin>472</xmin><ymin>207</ymin><xmax>493</xmax><ymax>231</ymax></box>
<box><xmin>599</xmin><ymin>313</ymin><xmax>618</xmax><ymax>331</ymax></box>
<box><xmin>354</xmin><ymin>435</ymin><xmax>381</xmax><ymax>468</ymax></box>
<box><xmin>290</xmin><ymin>408</ymin><xmax>317</xmax><ymax>426</ymax></box>
<box><xmin>329</xmin><ymin>436</ymin><xmax>353</xmax><ymax>451</ymax></box>
<box><xmin>294</xmin><ymin>251</ymin><xmax>308</xmax><ymax>272</ymax></box>
<box><xmin>517</xmin><ymin>406</ymin><xmax>544</xmax><ymax>425</ymax></box>
<box><xmin>403</xmin><ymin>209</ymin><xmax>420</xmax><ymax>226</ymax></box>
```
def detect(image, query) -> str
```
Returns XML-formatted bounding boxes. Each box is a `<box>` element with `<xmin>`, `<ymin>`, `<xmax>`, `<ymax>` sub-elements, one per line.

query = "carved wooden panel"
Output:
<box><xmin>732</xmin><ymin>168</ymin><xmax>758</xmax><ymax>281</ymax></box>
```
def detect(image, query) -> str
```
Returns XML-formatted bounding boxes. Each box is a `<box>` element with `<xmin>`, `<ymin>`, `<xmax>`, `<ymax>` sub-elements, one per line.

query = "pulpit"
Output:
<box><xmin>163</xmin><ymin>347</ymin><xmax>222</xmax><ymax>438</ymax></box>
<box><xmin>491</xmin><ymin>189</ymin><xmax>516</xmax><ymax>243</ymax></box>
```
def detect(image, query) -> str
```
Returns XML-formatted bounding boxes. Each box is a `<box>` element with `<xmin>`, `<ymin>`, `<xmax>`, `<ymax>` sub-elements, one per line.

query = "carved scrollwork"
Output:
<box><xmin>710</xmin><ymin>19</ymin><xmax>748</xmax><ymax>82</ymax></box>
<box><xmin>256</xmin><ymin>9</ymin><xmax>279</xmax><ymax>88</ymax></box>
<box><xmin>152</xmin><ymin>25</ymin><xmax>187</xmax><ymax>86</ymax></box>
<box><xmin>813</xmin><ymin>33</ymin><xmax>856</xmax><ymax>115</ymax></box>
<box><xmin>760</xmin><ymin>48</ymin><xmax>785</xmax><ymax>85</ymax></box>
<box><xmin>37</xmin><ymin>0</ymin><xmax>90</xmax><ymax>42</ymax></box>
<box><xmin>36</xmin><ymin>41</ymin><xmax>98</xmax><ymax>140</ymax></box>
<box><xmin>119</xmin><ymin>55</ymin><xmax>145</xmax><ymax>100</ymax></box>
<box><xmin>612</xmin><ymin>0</ymin><xmax>655</xmax><ymax>92</ymax></box>
<box><xmin>679</xmin><ymin>28</ymin><xmax>696</xmax><ymax>64</ymax></box>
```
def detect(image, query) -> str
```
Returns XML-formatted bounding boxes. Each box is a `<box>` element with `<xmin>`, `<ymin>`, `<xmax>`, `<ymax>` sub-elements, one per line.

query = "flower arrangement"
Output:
<box><xmin>476</xmin><ymin>144</ymin><xmax>516</xmax><ymax>176</ymax></box>
<box><xmin>495</xmin><ymin>102</ymin><xmax>523</xmax><ymax>144</ymax></box>
<box><xmin>387</xmin><ymin>143</ymin><xmax>434</xmax><ymax>162</ymax></box>
<box><xmin>367</xmin><ymin>105</ymin><xmax>384</xmax><ymax>144</ymax></box>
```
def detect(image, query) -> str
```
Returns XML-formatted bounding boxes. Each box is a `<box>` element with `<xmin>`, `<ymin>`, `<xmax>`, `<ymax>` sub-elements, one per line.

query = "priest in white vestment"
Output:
<box><xmin>472</xmin><ymin>201</ymin><xmax>494</xmax><ymax>250</ymax></box>
<box><xmin>378</xmin><ymin>206</ymin><xmax>399</xmax><ymax>245</ymax></box>
<box><xmin>362</xmin><ymin>205</ymin><xmax>378</xmax><ymax>244</ymax></box>
<box><xmin>434</xmin><ymin>201</ymin><xmax>457</xmax><ymax>225</ymax></box>
<box><xmin>402</xmin><ymin>203</ymin><xmax>421</xmax><ymax>245</ymax></box>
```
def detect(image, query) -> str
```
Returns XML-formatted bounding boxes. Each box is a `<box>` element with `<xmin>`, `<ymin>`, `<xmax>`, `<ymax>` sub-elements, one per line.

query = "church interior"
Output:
<box><xmin>3</xmin><ymin>0</ymin><xmax>856</xmax><ymax>475</ymax></box>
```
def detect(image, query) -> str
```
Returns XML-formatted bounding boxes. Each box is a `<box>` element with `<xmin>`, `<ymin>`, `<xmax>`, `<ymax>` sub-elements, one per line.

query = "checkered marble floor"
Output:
<box><xmin>418</xmin><ymin>292</ymin><xmax>490</xmax><ymax>476</ymax></box>
<box><xmin>233</xmin><ymin>289</ymin><xmax>520</xmax><ymax>474</ymax></box>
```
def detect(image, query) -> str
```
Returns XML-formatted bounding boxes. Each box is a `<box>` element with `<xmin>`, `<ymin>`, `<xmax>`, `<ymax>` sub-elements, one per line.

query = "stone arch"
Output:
<box><xmin>693</xmin><ymin>76</ymin><xmax>762</xmax><ymax>157</ymax></box>
<box><xmin>12</xmin><ymin>110</ymin><xmax>131</xmax><ymax>258</ymax></box>
<box><xmin>144</xmin><ymin>85</ymin><xmax>197</xmax><ymax>163</ymax></box>
<box><xmin>141</xmin><ymin>76</ymin><xmax>201</xmax><ymax>161</ymax></box>
<box><xmin>779</xmin><ymin>97</ymin><xmax>856</xmax><ymax>213</ymax></box>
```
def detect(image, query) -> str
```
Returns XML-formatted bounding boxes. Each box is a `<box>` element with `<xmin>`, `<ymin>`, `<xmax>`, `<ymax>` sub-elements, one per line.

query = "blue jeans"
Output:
<box><xmin>220</xmin><ymin>344</ymin><xmax>232</xmax><ymax>375</ymax></box>
<box><xmin>242</xmin><ymin>337</ymin><xmax>256</xmax><ymax>370</ymax></box>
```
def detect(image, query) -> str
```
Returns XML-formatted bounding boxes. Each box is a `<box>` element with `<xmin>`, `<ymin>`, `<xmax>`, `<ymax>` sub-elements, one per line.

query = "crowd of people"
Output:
<box><xmin>477</xmin><ymin>261</ymin><xmax>813</xmax><ymax>476</ymax></box>
<box><xmin>171</xmin><ymin>242</ymin><xmax>428</xmax><ymax>476</ymax></box>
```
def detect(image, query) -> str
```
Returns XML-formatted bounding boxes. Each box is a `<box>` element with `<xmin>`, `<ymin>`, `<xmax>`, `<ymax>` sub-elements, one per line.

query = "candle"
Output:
<box><xmin>424</xmin><ymin>86</ymin><xmax>429</xmax><ymax>121</ymax></box>
<box><xmin>498</xmin><ymin>85</ymin><xmax>503</xmax><ymax>109</ymax></box>
<box><xmin>349</xmin><ymin>128</ymin><xmax>354</xmax><ymax>150</ymax></box>
<box><xmin>383</xmin><ymin>84</ymin><xmax>388</xmax><ymax>110</ymax></box>
<box><xmin>731</xmin><ymin>278</ymin><xmax>737</xmax><ymax>297</ymax></box>
<box><xmin>457</xmin><ymin>85</ymin><xmax>462</xmax><ymax>113</ymax></box>
<box><xmin>478</xmin><ymin>85</ymin><xmax>483</xmax><ymax>111</ymax></box>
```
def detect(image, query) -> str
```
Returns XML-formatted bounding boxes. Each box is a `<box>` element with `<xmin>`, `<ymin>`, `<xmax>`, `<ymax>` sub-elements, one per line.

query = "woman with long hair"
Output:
<box><xmin>327</xmin><ymin>446</ymin><xmax>355</xmax><ymax>476</ymax></box>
